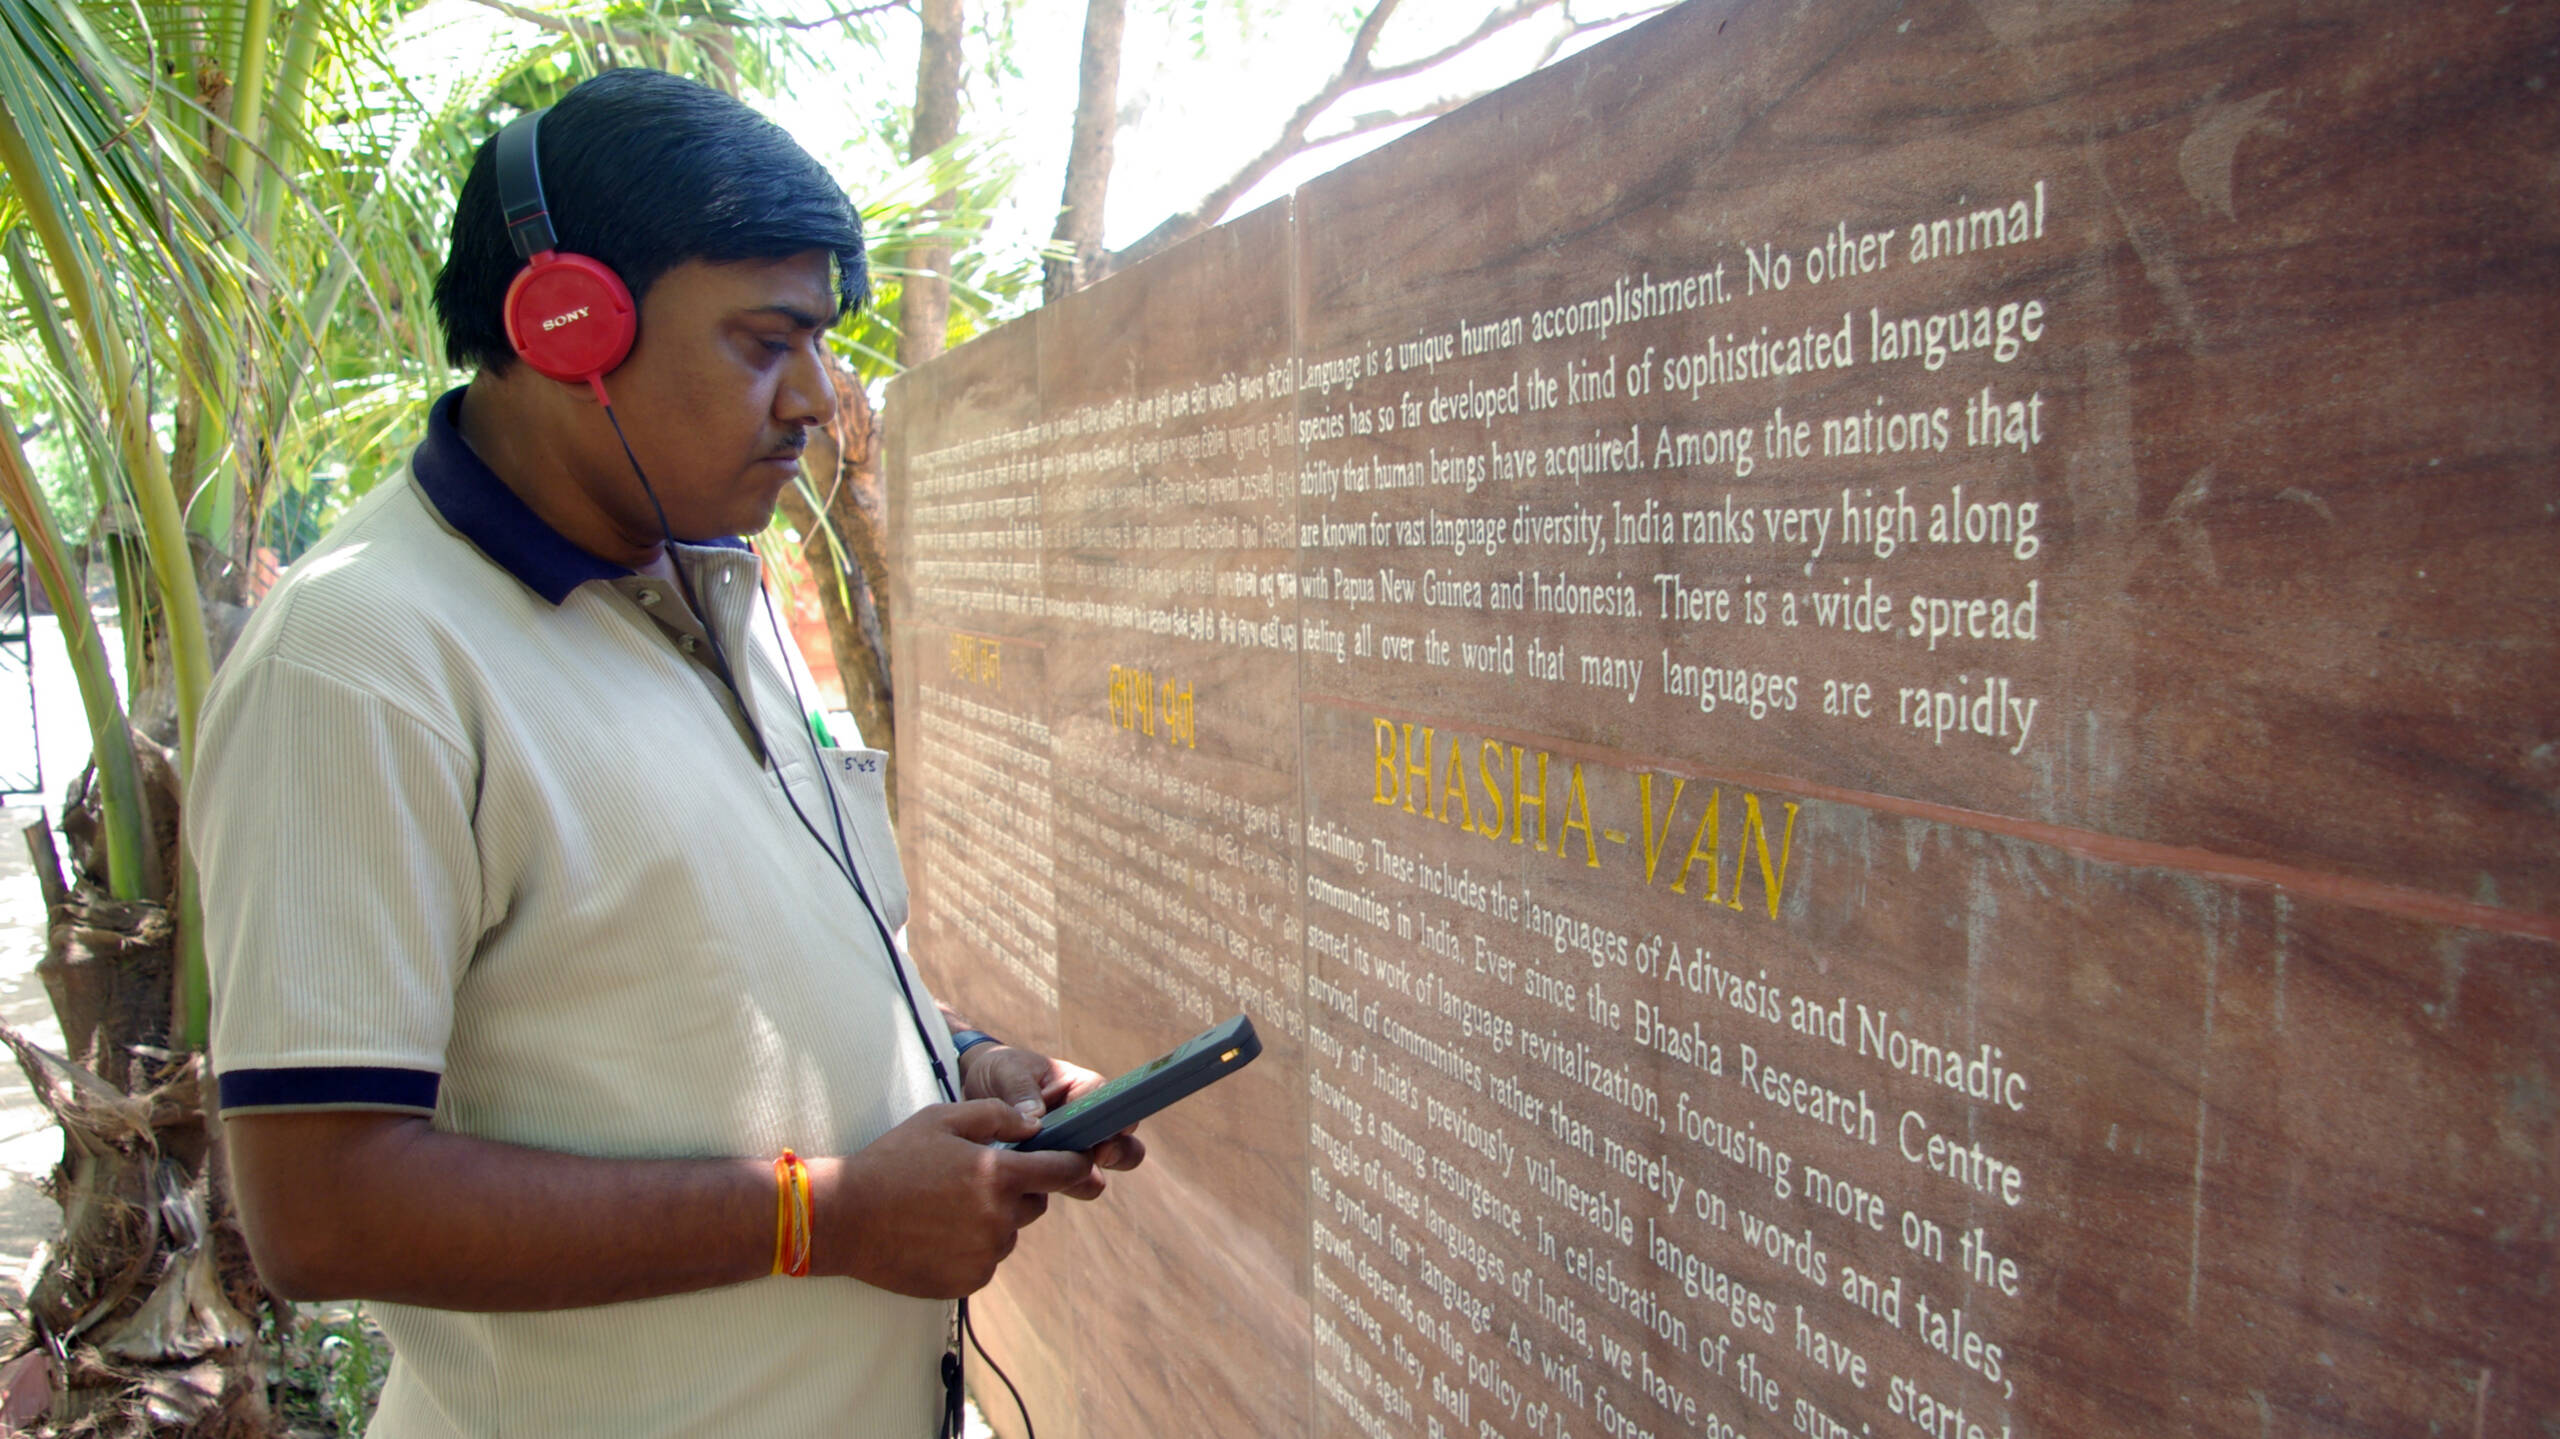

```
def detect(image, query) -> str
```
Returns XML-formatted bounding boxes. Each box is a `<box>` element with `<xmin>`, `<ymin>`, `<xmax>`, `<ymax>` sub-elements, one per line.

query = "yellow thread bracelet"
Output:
<box><xmin>772</xmin><ymin>1150</ymin><xmax>811</xmax><ymax>1277</ymax></box>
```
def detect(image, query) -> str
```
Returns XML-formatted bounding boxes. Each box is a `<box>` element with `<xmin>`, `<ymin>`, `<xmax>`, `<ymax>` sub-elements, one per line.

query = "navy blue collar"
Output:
<box><xmin>412</xmin><ymin>386</ymin><xmax>751</xmax><ymax>606</ymax></box>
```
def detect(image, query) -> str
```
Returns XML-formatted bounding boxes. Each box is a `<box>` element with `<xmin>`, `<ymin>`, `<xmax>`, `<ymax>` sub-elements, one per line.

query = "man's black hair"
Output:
<box><xmin>433</xmin><ymin>69</ymin><xmax>868</xmax><ymax>373</ymax></box>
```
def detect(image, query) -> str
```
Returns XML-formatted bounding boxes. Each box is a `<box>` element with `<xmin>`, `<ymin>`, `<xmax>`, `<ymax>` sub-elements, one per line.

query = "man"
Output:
<box><xmin>187</xmin><ymin>70</ymin><xmax>1132</xmax><ymax>1435</ymax></box>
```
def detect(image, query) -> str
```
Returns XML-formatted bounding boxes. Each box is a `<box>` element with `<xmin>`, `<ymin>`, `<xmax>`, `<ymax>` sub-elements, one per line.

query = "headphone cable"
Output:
<box><xmin>600</xmin><ymin>398</ymin><xmax>1035</xmax><ymax>1439</ymax></box>
<box><xmin>600</xmin><ymin>401</ymin><xmax>955</xmax><ymax>1100</ymax></box>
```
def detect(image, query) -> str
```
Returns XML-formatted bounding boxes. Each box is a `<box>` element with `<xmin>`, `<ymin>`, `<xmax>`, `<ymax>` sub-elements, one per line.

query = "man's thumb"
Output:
<box><xmin>944</xmin><ymin>1097</ymin><xmax>1040</xmax><ymax>1143</ymax></box>
<box><xmin>995</xmin><ymin>1067</ymin><xmax>1045</xmax><ymax>1122</ymax></box>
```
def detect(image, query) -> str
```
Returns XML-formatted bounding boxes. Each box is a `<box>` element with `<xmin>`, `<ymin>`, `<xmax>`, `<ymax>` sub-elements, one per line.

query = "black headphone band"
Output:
<box><xmin>494</xmin><ymin>110</ymin><xmax>557</xmax><ymax>260</ymax></box>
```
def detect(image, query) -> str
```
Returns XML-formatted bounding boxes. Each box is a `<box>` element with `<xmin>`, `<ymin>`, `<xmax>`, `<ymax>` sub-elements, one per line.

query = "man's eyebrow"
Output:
<box><xmin>741</xmin><ymin>303</ymin><xmax>840</xmax><ymax>330</ymax></box>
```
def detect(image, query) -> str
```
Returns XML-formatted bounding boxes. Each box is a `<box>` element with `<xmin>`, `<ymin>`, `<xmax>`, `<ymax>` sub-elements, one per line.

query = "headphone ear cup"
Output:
<box><xmin>504</xmin><ymin>253</ymin><xmax>636</xmax><ymax>383</ymax></box>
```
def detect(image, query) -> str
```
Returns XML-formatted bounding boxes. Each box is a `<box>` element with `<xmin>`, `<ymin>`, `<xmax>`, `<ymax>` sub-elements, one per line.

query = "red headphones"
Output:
<box><xmin>494</xmin><ymin>109</ymin><xmax>635</xmax><ymax>396</ymax></box>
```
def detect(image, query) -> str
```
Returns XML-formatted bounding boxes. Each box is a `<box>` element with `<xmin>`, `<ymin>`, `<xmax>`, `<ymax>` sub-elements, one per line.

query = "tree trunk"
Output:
<box><xmin>786</xmin><ymin>365</ymin><xmax>897</xmax><ymax>821</ymax></box>
<box><xmin>4</xmin><ymin>741</ymin><xmax>281</xmax><ymax>1437</ymax></box>
<box><xmin>1046</xmin><ymin>0</ymin><xmax>1126</xmax><ymax>302</ymax></box>
<box><xmin>897</xmin><ymin>0</ymin><xmax>964</xmax><ymax>367</ymax></box>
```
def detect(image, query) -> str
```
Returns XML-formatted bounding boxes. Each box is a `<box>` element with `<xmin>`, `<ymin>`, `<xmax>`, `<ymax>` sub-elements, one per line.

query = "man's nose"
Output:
<box><xmin>779</xmin><ymin>341</ymin><xmax>838</xmax><ymax>430</ymax></box>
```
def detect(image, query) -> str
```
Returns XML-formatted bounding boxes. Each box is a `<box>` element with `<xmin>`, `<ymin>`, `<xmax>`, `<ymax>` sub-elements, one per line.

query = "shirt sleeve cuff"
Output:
<box><xmin>216</xmin><ymin>1065</ymin><xmax>441</xmax><ymax>1116</ymax></box>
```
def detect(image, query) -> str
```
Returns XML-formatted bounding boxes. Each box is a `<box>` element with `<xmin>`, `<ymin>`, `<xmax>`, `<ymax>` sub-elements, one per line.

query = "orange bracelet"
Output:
<box><xmin>772</xmin><ymin>1150</ymin><xmax>812</xmax><ymax>1277</ymax></box>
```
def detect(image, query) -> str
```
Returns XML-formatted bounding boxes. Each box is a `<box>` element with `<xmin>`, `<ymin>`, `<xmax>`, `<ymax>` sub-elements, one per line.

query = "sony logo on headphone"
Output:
<box><xmin>540</xmin><ymin>306</ymin><xmax>591</xmax><ymax>331</ymax></box>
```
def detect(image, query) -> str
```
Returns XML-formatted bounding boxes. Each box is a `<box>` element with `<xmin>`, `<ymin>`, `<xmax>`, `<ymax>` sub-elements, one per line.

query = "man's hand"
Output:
<box><xmin>959</xmin><ymin>1044</ymin><xmax>1149</xmax><ymax>1183</ymax></box>
<box><xmin>819</xmin><ymin>1100</ymin><xmax>1096</xmax><ymax>1298</ymax></box>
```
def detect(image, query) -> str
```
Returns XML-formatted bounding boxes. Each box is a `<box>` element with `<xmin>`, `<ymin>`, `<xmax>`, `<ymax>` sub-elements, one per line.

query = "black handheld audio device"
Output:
<box><xmin>1004</xmin><ymin>1014</ymin><xmax>1260</xmax><ymax>1153</ymax></box>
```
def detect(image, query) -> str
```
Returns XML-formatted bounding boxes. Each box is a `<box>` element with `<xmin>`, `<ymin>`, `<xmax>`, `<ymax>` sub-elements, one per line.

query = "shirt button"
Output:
<box><xmin>679</xmin><ymin>635</ymin><xmax>699</xmax><ymax>653</ymax></box>
<box><xmin>637</xmin><ymin>589</ymin><xmax>661</xmax><ymax>606</ymax></box>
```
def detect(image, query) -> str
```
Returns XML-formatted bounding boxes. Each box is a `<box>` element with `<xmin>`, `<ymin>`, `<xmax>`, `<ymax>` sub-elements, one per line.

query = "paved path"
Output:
<box><xmin>0</xmin><ymin>802</ymin><xmax>62</xmax><ymax>1312</ymax></box>
<box><xmin>0</xmin><ymin>612</ymin><xmax>100</xmax><ymax>1315</ymax></box>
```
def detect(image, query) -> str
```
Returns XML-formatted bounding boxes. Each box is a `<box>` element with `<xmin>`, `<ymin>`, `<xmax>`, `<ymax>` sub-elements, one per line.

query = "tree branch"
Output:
<box><xmin>1106</xmin><ymin>0</ymin><xmax>1408</xmax><ymax>272</ymax></box>
<box><xmin>459</xmin><ymin>0</ymin><xmax>658</xmax><ymax>54</ymax></box>
<box><xmin>1301</xmin><ymin>93</ymin><xmax>1473</xmax><ymax>151</ymax></box>
<box><xmin>1105</xmin><ymin>0</ymin><xmax>1671</xmax><ymax>275</ymax></box>
<box><xmin>1361</xmin><ymin>0</ymin><xmax>1555</xmax><ymax>87</ymax></box>
<box><xmin>769</xmin><ymin>1</ymin><xmax>913</xmax><ymax>30</ymax></box>
<box><xmin>1532</xmin><ymin>4</ymin><xmax>1670</xmax><ymax>67</ymax></box>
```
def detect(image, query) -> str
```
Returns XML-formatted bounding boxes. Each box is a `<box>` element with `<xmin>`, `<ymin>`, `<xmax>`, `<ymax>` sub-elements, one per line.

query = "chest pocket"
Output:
<box><xmin>815</xmin><ymin>747</ymin><xmax>908</xmax><ymax>932</ymax></box>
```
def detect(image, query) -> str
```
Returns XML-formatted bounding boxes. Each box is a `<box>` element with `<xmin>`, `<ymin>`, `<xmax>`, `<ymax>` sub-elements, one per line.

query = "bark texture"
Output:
<box><xmin>1046</xmin><ymin>0</ymin><xmax>1126</xmax><ymax>302</ymax></box>
<box><xmin>785</xmin><ymin>366</ymin><xmax>896</xmax><ymax>821</ymax></box>
<box><xmin>897</xmin><ymin>0</ymin><xmax>964</xmax><ymax>366</ymax></box>
<box><xmin>5</xmin><ymin>737</ymin><xmax>279</xmax><ymax>1436</ymax></box>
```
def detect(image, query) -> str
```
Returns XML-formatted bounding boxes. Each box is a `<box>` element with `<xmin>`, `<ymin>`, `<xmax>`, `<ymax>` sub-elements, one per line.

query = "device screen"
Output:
<box><xmin>1039</xmin><ymin>1043</ymin><xmax>1187</xmax><ymax>1130</ymax></box>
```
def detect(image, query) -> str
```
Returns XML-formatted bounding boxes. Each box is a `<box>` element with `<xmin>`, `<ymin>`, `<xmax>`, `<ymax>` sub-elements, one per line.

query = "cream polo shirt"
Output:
<box><xmin>191</xmin><ymin>388</ymin><xmax>957</xmax><ymax>1437</ymax></box>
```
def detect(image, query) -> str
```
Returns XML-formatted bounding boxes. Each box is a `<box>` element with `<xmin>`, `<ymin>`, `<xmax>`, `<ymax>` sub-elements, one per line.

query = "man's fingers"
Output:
<box><xmin>1039</xmin><ymin>1059</ymin><xmax>1100</xmax><ymax>1111</ymax></box>
<box><xmin>936</xmin><ymin>1098</ymin><xmax>1041</xmax><ymax>1144</ymax></box>
<box><xmin>995</xmin><ymin>1149</ymin><xmax>1096</xmax><ymax>1195</ymax></box>
<box><xmin>1076</xmin><ymin>1132</ymin><xmax>1144</xmax><ymax>1171</ymax></box>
